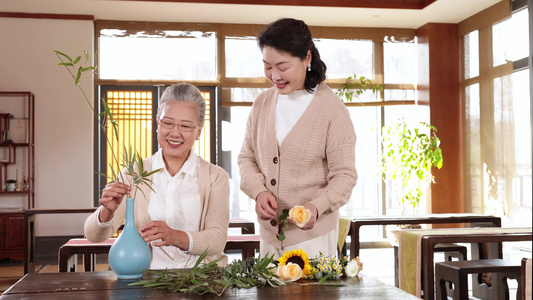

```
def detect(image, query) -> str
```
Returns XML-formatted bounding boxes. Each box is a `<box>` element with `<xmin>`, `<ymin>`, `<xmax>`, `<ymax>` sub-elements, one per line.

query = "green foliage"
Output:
<box><xmin>129</xmin><ymin>251</ymin><xmax>283</xmax><ymax>296</ymax></box>
<box><xmin>336</xmin><ymin>74</ymin><xmax>383</xmax><ymax>102</ymax></box>
<box><xmin>379</xmin><ymin>119</ymin><xmax>443</xmax><ymax>213</ymax></box>
<box><xmin>54</xmin><ymin>50</ymin><xmax>161</xmax><ymax>197</ymax></box>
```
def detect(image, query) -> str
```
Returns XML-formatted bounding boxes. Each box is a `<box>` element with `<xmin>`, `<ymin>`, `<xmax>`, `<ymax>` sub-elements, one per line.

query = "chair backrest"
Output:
<box><xmin>522</xmin><ymin>257</ymin><xmax>532</xmax><ymax>300</ymax></box>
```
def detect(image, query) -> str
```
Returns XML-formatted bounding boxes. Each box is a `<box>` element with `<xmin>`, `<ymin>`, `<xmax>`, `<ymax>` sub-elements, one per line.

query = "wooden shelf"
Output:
<box><xmin>0</xmin><ymin>91</ymin><xmax>34</xmax><ymax>262</ymax></box>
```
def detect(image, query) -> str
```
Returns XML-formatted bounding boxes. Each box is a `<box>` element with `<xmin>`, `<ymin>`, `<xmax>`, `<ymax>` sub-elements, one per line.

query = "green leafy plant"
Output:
<box><xmin>54</xmin><ymin>50</ymin><xmax>160</xmax><ymax>198</ymax></box>
<box><xmin>129</xmin><ymin>251</ymin><xmax>283</xmax><ymax>296</ymax></box>
<box><xmin>336</xmin><ymin>74</ymin><xmax>383</xmax><ymax>102</ymax></box>
<box><xmin>379</xmin><ymin>118</ymin><xmax>443</xmax><ymax>214</ymax></box>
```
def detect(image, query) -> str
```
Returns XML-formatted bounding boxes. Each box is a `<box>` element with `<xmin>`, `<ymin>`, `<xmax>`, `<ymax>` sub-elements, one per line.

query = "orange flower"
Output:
<box><xmin>288</xmin><ymin>205</ymin><xmax>311</xmax><ymax>228</ymax></box>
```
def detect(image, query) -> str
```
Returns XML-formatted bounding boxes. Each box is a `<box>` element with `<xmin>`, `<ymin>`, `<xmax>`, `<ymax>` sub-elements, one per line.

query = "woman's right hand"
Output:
<box><xmin>98</xmin><ymin>182</ymin><xmax>131</xmax><ymax>222</ymax></box>
<box><xmin>255</xmin><ymin>191</ymin><xmax>278</xmax><ymax>221</ymax></box>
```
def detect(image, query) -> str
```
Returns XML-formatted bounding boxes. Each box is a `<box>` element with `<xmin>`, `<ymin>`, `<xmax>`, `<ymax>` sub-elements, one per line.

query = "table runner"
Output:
<box><xmin>338</xmin><ymin>217</ymin><xmax>351</xmax><ymax>255</ymax></box>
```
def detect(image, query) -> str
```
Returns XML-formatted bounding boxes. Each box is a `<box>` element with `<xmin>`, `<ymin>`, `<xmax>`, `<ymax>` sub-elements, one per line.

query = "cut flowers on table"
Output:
<box><xmin>130</xmin><ymin>249</ymin><xmax>363</xmax><ymax>296</ymax></box>
<box><xmin>274</xmin><ymin>249</ymin><xmax>363</xmax><ymax>283</ymax></box>
<box><xmin>303</xmin><ymin>252</ymin><xmax>363</xmax><ymax>282</ymax></box>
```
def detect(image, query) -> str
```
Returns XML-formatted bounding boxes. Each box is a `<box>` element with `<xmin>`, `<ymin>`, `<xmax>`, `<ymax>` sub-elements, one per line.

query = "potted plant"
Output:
<box><xmin>336</xmin><ymin>73</ymin><xmax>383</xmax><ymax>102</ymax></box>
<box><xmin>379</xmin><ymin>119</ymin><xmax>443</xmax><ymax>244</ymax></box>
<box><xmin>379</xmin><ymin>118</ymin><xmax>443</xmax><ymax>215</ymax></box>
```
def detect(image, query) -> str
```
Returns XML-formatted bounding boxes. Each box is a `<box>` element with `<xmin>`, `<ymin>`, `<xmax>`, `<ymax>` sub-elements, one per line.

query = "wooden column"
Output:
<box><xmin>416</xmin><ymin>23</ymin><xmax>464</xmax><ymax>216</ymax></box>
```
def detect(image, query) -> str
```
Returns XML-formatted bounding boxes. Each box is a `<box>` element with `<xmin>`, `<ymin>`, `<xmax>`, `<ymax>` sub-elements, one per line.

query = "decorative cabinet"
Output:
<box><xmin>0</xmin><ymin>211</ymin><xmax>25</xmax><ymax>261</ymax></box>
<box><xmin>0</xmin><ymin>91</ymin><xmax>34</xmax><ymax>261</ymax></box>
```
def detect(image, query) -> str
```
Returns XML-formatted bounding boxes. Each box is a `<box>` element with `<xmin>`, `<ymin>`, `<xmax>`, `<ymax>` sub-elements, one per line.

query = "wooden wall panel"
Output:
<box><xmin>416</xmin><ymin>23</ymin><xmax>464</xmax><ymax>217</ymax></box>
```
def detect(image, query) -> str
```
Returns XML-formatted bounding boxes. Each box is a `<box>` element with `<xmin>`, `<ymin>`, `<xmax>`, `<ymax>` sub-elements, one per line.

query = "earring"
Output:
<box><xmin>307</xmin><ymin>64</ymin><xmax>311</xmax><ymax>72</ymax></box>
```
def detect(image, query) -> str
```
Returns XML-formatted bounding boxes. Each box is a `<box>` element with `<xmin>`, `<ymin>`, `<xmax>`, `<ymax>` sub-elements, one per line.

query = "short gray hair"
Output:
<box><xmin>157</xmin><ymin>83</ymin><xmax>206</xmax><ymax>126</ymax></box>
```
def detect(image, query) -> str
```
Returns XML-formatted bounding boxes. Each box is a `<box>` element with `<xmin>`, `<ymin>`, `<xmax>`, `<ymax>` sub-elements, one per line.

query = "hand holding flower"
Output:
<box><xmin>288</xmin><ymin>203</ymin><xmax>317</xmax><ymax>230</ymax></box>
<box><xmin>288</xmin><ymin>205</ymin><xmax>311</xmax><ymax>228</ymax></box>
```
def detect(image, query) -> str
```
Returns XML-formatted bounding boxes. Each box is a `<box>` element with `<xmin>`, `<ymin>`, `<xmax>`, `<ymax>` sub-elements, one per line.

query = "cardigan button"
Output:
<box><xmin>273</xmin><ymin>157</ymin><xmax>278</xmax><ymax>164</ymax></box>
<box><xmin>270</xmin><ymin>220</ymin><xmax>277</xmax><ymax>226</ymax></box>
<box><xmin>271</xmin><ymin>179</ymin><xmax>276</xmax><ymax>186</ymax></box>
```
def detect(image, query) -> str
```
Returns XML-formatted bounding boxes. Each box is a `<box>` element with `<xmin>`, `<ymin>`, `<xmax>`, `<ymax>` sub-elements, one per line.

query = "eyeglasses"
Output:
<box><xmin>158</xmin><ymin>119</ymin><xmax>198</xmax><ymax>132</ymax></box>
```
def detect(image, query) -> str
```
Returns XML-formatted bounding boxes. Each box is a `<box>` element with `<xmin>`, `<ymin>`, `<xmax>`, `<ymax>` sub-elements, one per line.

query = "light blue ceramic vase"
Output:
<box><xmin>108</xmin><ymin>197</ymin><xmax>151</xmax><ymax>279</ymax></box>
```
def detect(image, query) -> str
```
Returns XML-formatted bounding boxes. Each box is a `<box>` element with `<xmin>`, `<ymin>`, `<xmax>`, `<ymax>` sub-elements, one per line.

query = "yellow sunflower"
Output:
<box><xmin>278</xmin><ymin>249</ymin><xmax>313</xmax><ymax>276</ymax></box>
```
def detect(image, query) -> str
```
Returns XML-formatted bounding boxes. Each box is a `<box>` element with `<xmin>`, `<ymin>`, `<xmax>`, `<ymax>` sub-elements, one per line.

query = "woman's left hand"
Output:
<box><xmin>140</xmin><ymin>221</ymin><xmax>189</xmax><ymax>249</ymax></box>
<box><xmin>296</xmin><ymin>203</ymin><xmax>318</xmax><ymax>230</ymax></box>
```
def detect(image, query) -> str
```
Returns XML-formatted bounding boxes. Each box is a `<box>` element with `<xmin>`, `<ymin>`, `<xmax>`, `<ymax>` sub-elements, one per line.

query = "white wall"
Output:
<box><xmin>0</xmin><ymin>17</ymin><xmax>94</xmax><ymax>236</ymax></box>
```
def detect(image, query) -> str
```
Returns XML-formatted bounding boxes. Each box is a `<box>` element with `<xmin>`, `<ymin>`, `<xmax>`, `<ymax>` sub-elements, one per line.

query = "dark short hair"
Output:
<box><xmin>258</xmin><ymin>18</ymin><xmax>327</xmax><ymax>92</ymax></box>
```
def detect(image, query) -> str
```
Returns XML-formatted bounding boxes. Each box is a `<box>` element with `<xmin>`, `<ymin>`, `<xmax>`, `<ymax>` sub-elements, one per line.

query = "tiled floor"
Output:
<box><xmin>1</xmin><ymin>242</ymin><xmax>530</xmax><ymax>297</ymax></box>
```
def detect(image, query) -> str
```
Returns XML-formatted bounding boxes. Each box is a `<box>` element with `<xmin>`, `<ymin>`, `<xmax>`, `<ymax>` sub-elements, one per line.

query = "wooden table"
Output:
<box><xmin>24</xmin><ymin>208</ymin><xmax>98</xmax><ymax>274</ymax></box>
<box><xmin>0</xmin><ymin>271</ymin><xmax>419</xmax><ymax>299</ymax></box>
<box><xmin>398</xmin><ymin>227</ymin><xmax>532</xmax><ymax>300</ymax></box>
<box><xmin>58</xmin><ymin>218</ymin><xmax>258</xmax><ymax>273</ymax></box>
<box><xmin>348</xmin><ymin>213</ymin><xmax>501</xmax><ymax>259</ymax></box>
<box><xmin>24</xmin><ymin>207</ymin><xmax>255</xmax><ymax>274</ymax></box>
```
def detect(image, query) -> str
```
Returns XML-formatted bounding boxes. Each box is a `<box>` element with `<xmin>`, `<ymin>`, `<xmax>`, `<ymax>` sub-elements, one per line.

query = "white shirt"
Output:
<box><xmin>276</xmin><ymin>88</ymin><xmax>316</xmax><ymax>145</ymax></box>
<box><xmin>96</xmin><ymin>149</ymin><xmax>202</xmax><ymax>269</ymax></box>
<box><xmin>148</xmin><ymin>148</ymin><xmax>202</xmax><ymax>269</ymax></box>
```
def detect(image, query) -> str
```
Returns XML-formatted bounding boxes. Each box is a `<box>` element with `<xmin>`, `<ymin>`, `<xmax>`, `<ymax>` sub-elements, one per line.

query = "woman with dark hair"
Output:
<box><xmin>238</xmin><ymin>18</ymin><xmax>358</xmax><ymax>259</ymax></box>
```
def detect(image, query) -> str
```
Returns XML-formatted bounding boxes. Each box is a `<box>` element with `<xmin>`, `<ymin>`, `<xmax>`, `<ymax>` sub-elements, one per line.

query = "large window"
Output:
<box><xmin>96</xmin><ymin>21</ymin><xmax>426</xmax><ymax>239</ymax></box>
<box><xmin>462</xmin><ymin>2</ymin><xmax>531</xmax><ymax>227</ymax></box>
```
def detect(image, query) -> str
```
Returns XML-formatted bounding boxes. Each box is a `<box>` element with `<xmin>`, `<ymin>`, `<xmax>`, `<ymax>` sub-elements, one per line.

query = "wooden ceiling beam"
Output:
<box><xmin>120</xmin><ymin>0</ymin><xmax>438</xmax><ymax>9</ymax></box>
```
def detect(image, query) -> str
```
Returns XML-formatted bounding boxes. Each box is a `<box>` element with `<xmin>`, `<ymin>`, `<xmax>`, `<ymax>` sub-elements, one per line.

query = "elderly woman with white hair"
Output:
<box><xmin>84</xmin><ymin>82</ymin><xmax>230</xmax><ymax>268</ymax></box>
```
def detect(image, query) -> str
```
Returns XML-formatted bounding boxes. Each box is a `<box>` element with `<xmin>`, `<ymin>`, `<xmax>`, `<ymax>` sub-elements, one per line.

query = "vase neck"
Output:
<box><xmin>124</xmin><ymin>197</ymin><xmax>135</xmax><ymax>229</ymax></box>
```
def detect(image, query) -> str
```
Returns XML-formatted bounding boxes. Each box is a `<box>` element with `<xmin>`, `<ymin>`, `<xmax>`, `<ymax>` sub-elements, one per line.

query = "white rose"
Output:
<box><xmin>345</xmin><ymin>258</ymin><xmax>362</xmax><ymax>277</ymax></box>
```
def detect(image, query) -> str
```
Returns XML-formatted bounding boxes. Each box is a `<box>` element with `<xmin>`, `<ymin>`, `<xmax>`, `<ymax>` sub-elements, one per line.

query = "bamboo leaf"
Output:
<box><xmin>53</xmin><ymin>50</ymin><xmax>72</xmax><ymax>62</ymax></box>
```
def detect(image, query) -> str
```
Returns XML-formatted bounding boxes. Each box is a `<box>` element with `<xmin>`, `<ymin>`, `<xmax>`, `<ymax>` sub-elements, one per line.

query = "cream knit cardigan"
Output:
<box><xmin>84</xmin><ymin>156</ymin><xmax>230</xmax><ymax>265</ymax></box>
<box><xmin>238</xmin><ymin>83</ymin><xmax>358</xmax><ymax>248</ymax></box>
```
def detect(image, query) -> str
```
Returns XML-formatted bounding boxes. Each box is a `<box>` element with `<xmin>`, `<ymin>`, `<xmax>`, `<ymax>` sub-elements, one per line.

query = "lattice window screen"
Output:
<box><xmin>105</xmin><ymin>90</ymin><xmax>153</xmax><ymax>179</ymax></box>
<box><xmin>196</xmin><ymin>91</ymin><xmax>211</xmax><ymax>162</ymax></box>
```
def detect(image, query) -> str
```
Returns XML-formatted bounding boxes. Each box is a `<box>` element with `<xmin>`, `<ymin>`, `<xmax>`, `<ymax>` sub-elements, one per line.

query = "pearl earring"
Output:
<box><xmin>307</xmin><ymin>64</ymin><xmax>311</xmax><ymax>72</ymax></box>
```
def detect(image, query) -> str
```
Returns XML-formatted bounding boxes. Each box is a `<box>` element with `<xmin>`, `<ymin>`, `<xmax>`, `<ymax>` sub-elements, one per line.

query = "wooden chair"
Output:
<box><xmin>435</xmin><ymin>258</ymin><xmax>522</xmax><ymax>300</ymax></box>
<box><xmin>394</xmin><ymin>242</ymin><xmax>467</xmax><ymax>288</ymax></box>
<box><xmin>522</xmin><ymin>257</ymin><xmax>532</xmax><ymax>300</ymax></box>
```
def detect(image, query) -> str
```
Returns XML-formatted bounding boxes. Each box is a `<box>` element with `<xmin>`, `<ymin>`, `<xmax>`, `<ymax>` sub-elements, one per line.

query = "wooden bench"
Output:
<box><xmin>59</xmin><ymin>234</ymin><xmax>261</xmax><ymax>272</ymax></box>
<box><xmin>58</xmin><ymin>238</ymin><xmax>115</xmax><ymax>272</ymax></box>
<box><xmin>224</xmin><ymin>234</ymin><xmax>260</xmax><ymax>259</ymax></box>
<box><xmin>435</xmin><ymin>258</ymin><xmax>522</xmax><ymax>300</ymax></box>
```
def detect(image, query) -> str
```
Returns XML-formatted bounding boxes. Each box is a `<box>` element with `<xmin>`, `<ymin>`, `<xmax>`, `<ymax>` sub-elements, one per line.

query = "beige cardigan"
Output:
<box><xmin>84</xmin><ymin>156</ymin><xmax>230</xmax><ymax>265</ymax></box>
<box><xmin>238</xmin><ymin>83</ymin><xmax>358</xmax><ymax>248</ymax></box>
